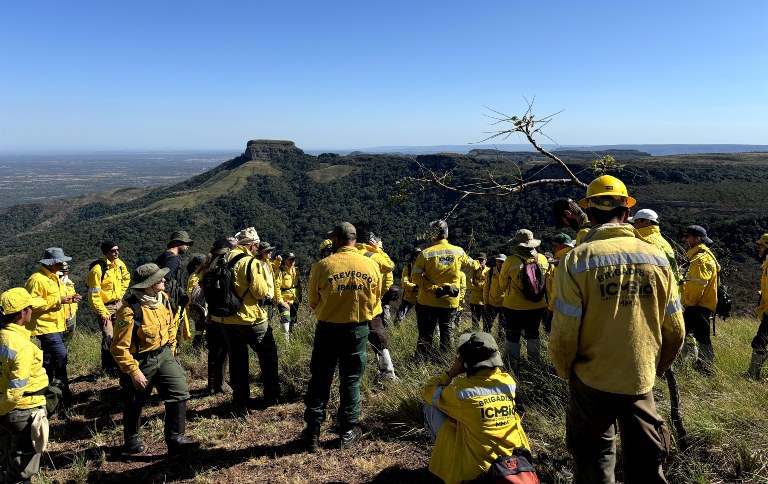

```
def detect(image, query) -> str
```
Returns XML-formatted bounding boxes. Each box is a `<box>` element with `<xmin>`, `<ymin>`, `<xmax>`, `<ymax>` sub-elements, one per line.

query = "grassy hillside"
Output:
<box><xmin>38</xmin><ymin>309</ymin><xmax>768</xmax><ymax>483</ymax></box>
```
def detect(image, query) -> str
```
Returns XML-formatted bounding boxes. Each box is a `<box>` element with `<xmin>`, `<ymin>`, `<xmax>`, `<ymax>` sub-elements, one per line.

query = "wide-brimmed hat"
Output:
<box><xmin>512</xmin><ymin>229</ymin><xmax>541</xmax><ymax>248</ymax></box>
<box><xmin>130</xmin><ymin>263</ymin><xmax>170</xmax><ymax>289</ymax></box>
<box><xmin>685</xmin><ymin>225</ymin><xmax>713</xmax><ymax>245</ymax></box>
<box><xmin>0</xmin><ymin>288</ymin><xmax>34</xmax><ymax>315</ymax></box>
<box><xmin>39</xmin><ymin>247</ymin><xmax>72</xmax><ymax>265</ymax></box>
<box><xmin>257</xmin><ymin>241</ymin><xmax>275</xmax><ymax>255</ymax></box>
<box><xmin>476</xmin><ymin>252</ymin><xmax>488</xmax><ymax>260</ymax></box>
<box><xmin>169</xmin><ymin>230</ymin><xmax>194</xmax><ymax>246</ymax></box>
<box><xmin>235</xmin><ymin>227</ymin><xmax>260</xmax><ymax>245</ymax></box>
<box><xmin>457</xmin><ymin>332</ymin><xmax>504</xmax><ymax>370</ymax></box>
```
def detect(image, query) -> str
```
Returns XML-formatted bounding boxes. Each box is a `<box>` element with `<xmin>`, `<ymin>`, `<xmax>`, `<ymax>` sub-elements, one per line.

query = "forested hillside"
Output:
<box><xmin>0</xmin><ymin>140</ymin><xmax>765</xmax><ymax>319</ymax></box>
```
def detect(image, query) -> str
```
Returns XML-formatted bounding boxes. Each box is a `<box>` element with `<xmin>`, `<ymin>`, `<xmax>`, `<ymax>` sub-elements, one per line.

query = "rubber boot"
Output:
<box><xmin>377</xmin><ymin>349</ymin><xmax>398</xmax><ymax>381</ymax></box>
<box><xmin>505</xmin><ymin>343</ymin><xmax>521</xmax><ymax>373</ymax></box>
<box><xmin>281</xmin><ymin>321</ymin><xmax>291</xmax><ymax>343</ymax></box>
<box><xmin>122</xmin><ymin>404</ymin><xmax>145</xmax><ymax>454</ymax></box>
<box><xmin>302</xmin><ymin>423</ymin><xmax>321</xmax><ymax>453</ymax></box>
<box><xmin>748</xmin><ymin>351</ymin><xmax>765</xmax><ymax>380</ymax></box>
<box><xmin>527</xmin><ymin>339</ymin><xmax>541</xmax><ymax>365</ymax></box>
<box><xmin>697</xmin><ymin>344</ymin><xmax>715</xmax><ymax>376</ymax></box>
<box><xmin>164</xmin><ymin>401</ymin><xmax>199</xmax><ymax>455</ymax></box>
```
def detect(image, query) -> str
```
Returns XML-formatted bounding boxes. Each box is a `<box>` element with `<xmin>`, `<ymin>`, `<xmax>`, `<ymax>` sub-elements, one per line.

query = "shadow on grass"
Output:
<box><xmin>367</xmin><ymin>465</ymin><xmax>438</xmax><ymax>484</ymax></box>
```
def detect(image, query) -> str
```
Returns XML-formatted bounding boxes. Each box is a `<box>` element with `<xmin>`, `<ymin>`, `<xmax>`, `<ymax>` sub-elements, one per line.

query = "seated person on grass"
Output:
<box><xmin>422</xmin><ymin>331</ymin><xmax>530</xmax><ymax>484</ymax></box>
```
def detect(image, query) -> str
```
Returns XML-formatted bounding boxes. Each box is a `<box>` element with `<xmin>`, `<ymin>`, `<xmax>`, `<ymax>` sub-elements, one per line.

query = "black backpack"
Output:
<box><xmin>201</xmin><ymin>253</ymin><xmax>253</xmax><ymax>317</ymax></box>
<box><xmin>715</xmin><ymin>282</ymin><xmax>733</xmax><ymax>320</ymax></box>
<box><xmin>126</xmin><ymin>293</ymin><xmax>171</xmax><ymax>353</ymax></box>
<box><xmin>512</xmin><ymin>254</ymin><xmax>546</xmax><ymax>303</ymax></box>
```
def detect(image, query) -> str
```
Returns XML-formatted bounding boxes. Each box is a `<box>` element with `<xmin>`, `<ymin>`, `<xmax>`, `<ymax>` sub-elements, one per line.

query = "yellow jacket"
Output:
<box><xmin>499</xmin><ymin>252</ymin><xmax>550</xmax><ymax>310</ymax></box>
<box><xmin>111</xmin><ymin>292</ymin><xmax>176</xmax><ymax>375</ymax></box>
<box><xmin>276</xmin><ymin>265</ymin><xmax>302</xmax><ymax>305</ymax></box>
<box><xmin>549</xmin><ymin>223</ymin><xmax>685</xmax><ymax>395</ymax></box>
<box><xmin>636</xmin><ymin>225</ymin><xmax>681</xmax><ymax>284</ymax></box>
<box><xmin>547</xmin><ymin>246</ymin><xmax>573</xmax><ymax>312</ymax></box>
<box><xmin>210</xmin><ymin>246</ymin><xmax>271</xmax><ymax>326</ymax></box>
<box><xmin>62</xmin><ymin>276</ymin><xmax>78</xmax><ymax>321</ymax></box>
<box><xmin>422</xmin><ymin>368</ymin><xmax>530</xmax><ymax>484</ymax></box>
<box><xmin>87</xmin><ymin>257</ymin><xmax>131</xmax><ymax>319</ymax></box>
<box><xmin>413</xmin><ymin>239</ymin><xmax>478</xmax><ymax>309</ymax></box>
<box><xmin>25</xmin><ymin>266</ymin><xmax>65</xmax><ymax>336</ymax></box>
<box><xmin>0</xmin><ymin>323</ymin><xmax>48</xmax><ymax>415</ymax></box>
<box><xmin>758</xmin><ymin>256</ymin><xmax>768</xmax><ymax>321</ymax></box>
<box><xmin>681</xmin><ymin>244</ymin><xmax>719</xmax><ymax>312</ymax></box>
<box><xmin>401</xmin><ymin>264</ymin><xmax>419</xmax><ymax>305</ymax></box>
<box><xmin>308</xmin><ymin>246</ymin><xmax>382</xmax><ymax>323</ymax></box>
<box><xmin>574</xmin><ymin>215</ymin><xmax>591</xmax><ymax>246</ymax></box>
<box><xmin>355</xmin><ymin>243</ymin><xmax>394</xmax><ymax>316</ymax></box>
<box><xmin>467</xmin><ymin>266</ymin><xmax>489</xmax><ymax>305</ymax></box>
<box><xmin>458</xmin><ymin>271</ymin><xmax>467</xmax><ymax>311</ymax></box>
<box><xmin>483</xmin><ymin>266</ymin><xmax>505</xmax><ymax>307</ymax></box>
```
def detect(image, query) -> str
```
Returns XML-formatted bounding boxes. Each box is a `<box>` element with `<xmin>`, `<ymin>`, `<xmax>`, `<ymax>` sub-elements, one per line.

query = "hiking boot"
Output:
<box><xmin>123</xmin><ymin>440</ymin><xmax>146</xmax><ymax>454</ymax></box>
<box><xmin>340</xmin><ymin>425</ymin><xmax>363</xmax><ymax>449</ymax></box>
<box><xmin>301</xmin><ymin>425</ymin><xmax>321</xmax><ymax>453</ymax></box>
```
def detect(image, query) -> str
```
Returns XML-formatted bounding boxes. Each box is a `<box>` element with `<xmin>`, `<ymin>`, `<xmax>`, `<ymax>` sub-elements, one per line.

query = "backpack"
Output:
<box><xmin>126</xmin><ymin>293</ymin><xmax>171</xmax><ymax>353</ymax></box>
<box><xmin>513</xmin><ymin>254</ymin><xmax>546</xmax><ymax>302</ymax></box>
<box><xmin>473</xmin><ymin>448</ymin><xmax>539</xmax><ymax>484</ymax></box>
<box><xmin>715</xmin><ymin>282</ymin><xmax>733</xmax><ymax>320</ymax></box>
<box><xmin>201</xmin><ymin>253</ymin><xmax>253</xmax><ymax>317</ymax></box>
<box><xmin>87</xmin><ymin>259</ymin><xmax>109</xmax><ymax>289</ymax></box>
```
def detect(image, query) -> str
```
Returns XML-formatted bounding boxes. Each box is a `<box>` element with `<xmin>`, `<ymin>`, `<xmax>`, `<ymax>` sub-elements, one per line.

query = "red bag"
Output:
<box><xmin>474</xmin><ymin>448</ymin><xmax>539</xmax><ymax>484</ymax></box>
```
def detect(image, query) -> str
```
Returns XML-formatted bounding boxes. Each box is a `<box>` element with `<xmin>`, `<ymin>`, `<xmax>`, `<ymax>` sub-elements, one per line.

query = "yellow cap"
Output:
<box><xmin>578</xmin><ymin>175</ymin><xmax>636</xmax><ymax>210</ymax></box>
<box><xmin>0</xmin><ymin>288</ymin><xmax>34</xmax><ymax>315</ymax></box>
<box><xmin>758</xmin><ymin>233</ymin><xmax>768</xmax><ymax>247</ymax></box>
<box><xmin>319</xmin><ymin>239</ymin><xmax>333</xmax><ymax>251</ymax></box>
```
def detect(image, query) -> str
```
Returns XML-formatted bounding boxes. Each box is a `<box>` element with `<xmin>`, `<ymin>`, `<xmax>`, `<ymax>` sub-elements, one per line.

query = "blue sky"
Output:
<box><xmin>1</xmin><ymin>1</ymin><xmax>766</xmax><ymax>151</ymax></box>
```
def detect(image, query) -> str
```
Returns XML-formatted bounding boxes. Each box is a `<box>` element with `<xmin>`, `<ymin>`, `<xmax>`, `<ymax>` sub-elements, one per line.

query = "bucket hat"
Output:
<box><xmin>235</xmin><ymin>227</ymin><xmax>260</xmax><ymax>245</ymax></box>
<box><xmin>39</xmin><ymin>247</ymin><xmax>72</xmax><ymax>265</ymax></box>
<box><xmin>130</xmin><ymin>263</ymin><xmax>170</xmax><ymax>289</ymax></box>
<box><xmin>257</xmin><ymin>241</ymin><xmax>275</xmax><ymax>255</ymax></box>
<box><xmin>457</xmin><ymin>332</ymin><xmax>504</xmax><ymax>370</ymax></box>
<box><xmin>512</xmin><ymin>229</ymin><xmax>541</xmax><ymax>249</ymax></box>
<box><xmin>169</xmin><ymin>230</ymin><xmax>194</xmax><ymax>246</ymax></box>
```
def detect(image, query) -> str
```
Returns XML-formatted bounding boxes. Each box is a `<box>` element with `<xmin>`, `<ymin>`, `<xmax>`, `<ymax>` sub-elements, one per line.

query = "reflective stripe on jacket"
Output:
<box><xmin>550</xmin><ymin>223</ymin><xmax>685</xmax><ymax>395</ymax></box>
<box><xmin>467</xmin><ymin>266</ymin><xmax>489</xmax><ymax>305</ymax></box>
<box><xmin>421</xmin><ymin>368</ymin><xmax>530</xmax><ymax>484</ymax></box>
<box><xmin>0</xmin><ymin>324</ymin><xmax>48</xmax><ymax>415</ymax></box>
<box><xmin>413</xmin><ymin>239</ymin><xmax>478</xmax><ymax>309</ymax></box>
<box><xmin>276</xmin><ymin>265</ymin><xmax>302</xmax><ymax>305</ymax></box>
<box><xmin>210</xmin><ymin>245</ymin><xmax>271</xmax><ymax>325</ymax></box>
<box><xmin>681</xmin><ymin>244</ymin><xmax>719</xmax><ymax>312</ymax></box>
<box><xmin>25</xmin><ymin>266</ymin><xmax>65</xmax><ymax>336</ymax></box>
<box><xmin>758</xmin><ymin>256</ymin><xmax>768</xmax><ymax>321</ymax></box>
<box><xmin>499</xmin><ymin>253</ymin><xmax>550</xmax><ymax>310</ymax></box>
<box><xmin>110</xmin><ymin>292</ymin><xmax>175</xmax><ymax>375</ymax></box>
<box><xmin>87</xmin><ymin>257</ymin><xmax>130</xmax><ymax>319</ymax></box>
<box><xmin>308</xmin><ymin>246</ymin><xmax>382</xmax><ymax>323</ymax></box>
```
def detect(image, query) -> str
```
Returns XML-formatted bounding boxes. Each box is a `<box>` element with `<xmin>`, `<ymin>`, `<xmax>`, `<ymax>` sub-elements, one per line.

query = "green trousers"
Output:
<box><xmin>0</xmin><ymin>407</ymin><xmax>44</xmax><ymax>483</ymax></box>
<box><xmin>304</xmin><ymin>322</ymin><xmax>369</xmax><ymax>431</ymax></box>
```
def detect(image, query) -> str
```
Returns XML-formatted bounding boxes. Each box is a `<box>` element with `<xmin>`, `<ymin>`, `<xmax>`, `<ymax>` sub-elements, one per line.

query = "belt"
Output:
<box><xmin>135</xmin><ymin>344</ymin><xmax>169</xmax><ymax>359</ymax></box>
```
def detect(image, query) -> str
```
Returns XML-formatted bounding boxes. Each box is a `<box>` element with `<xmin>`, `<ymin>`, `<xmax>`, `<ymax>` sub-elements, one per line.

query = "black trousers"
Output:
<box><xmin>206</xmin><ymin>322</ymin><xmax>229</xmax><ymax>390</ymax></box>
<box><xmin>469</xmin><ymin>303</ymin><xmax>484</xmax><ymax>330</ymax></box>
<box><xmin>503</xmin><ymin>307</ymin><xmax>545</xmax><ymax>343</ymax></box>
<box><xmin>751</xmin><ymin>315</ymin><xmax>768</xmax><ymax>352</ymax></box>
<box><xmin>221</xmin><ymin>323</ymin><xmax>280</xmax><ymax>405</ymax></box>
<box><xmin>415</xmin><ymin>304</ymin><xmax>456</xmax><ymax>358</ymax></box>
<box><xmin>683</xmin><ymin>306</ymin><xmax>712</xmax><ymax>345</ymax></box>
<box><xmin>484</xmin><ymin>304</ymin><xmax>506</xmax><ymax>334</ymax></box>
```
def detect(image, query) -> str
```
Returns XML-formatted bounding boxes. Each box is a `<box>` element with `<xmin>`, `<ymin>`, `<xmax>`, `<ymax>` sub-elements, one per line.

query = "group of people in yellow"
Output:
<box><xmin>2</xmin><ymin>174</ymin><xmax>767</xmax><ymax>484</ymax></box>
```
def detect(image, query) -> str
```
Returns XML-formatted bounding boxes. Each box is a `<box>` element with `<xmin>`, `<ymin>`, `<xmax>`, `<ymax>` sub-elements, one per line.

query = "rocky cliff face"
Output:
<box><xmin>245</xmin><ymin>139</ymin><xmax>305</xmax><ymax>161</ymax></box>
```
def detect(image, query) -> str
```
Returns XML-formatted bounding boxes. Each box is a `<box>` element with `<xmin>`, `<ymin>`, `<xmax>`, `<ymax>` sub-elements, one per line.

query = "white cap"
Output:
<box><xmin>630</xmin><ymin>208</ymin><xmax>659</xmax><ymax>223</ymax></box>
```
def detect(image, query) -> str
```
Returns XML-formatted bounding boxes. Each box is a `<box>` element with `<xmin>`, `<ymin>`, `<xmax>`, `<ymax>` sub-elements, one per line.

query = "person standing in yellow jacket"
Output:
<box><xmin>467</xmin><ymin>253</ymin><xmax>489</xmax><ymax>331</ymax></box>
<box><xmin>748</xmin><ymin>233</ymin><xmax>768</xmax><ymax>379</ymax></box>
<box><xmin>303</xmin><ymin>222</ymin><xmax>381</xmax><ymax>452</ymax></box>
<box><xmin>0</xmin><ymin>288</ymin><xmax>49</xmax><ymax>483</ymax></box>
<box><xmin>550</xmin><ymin>175</ymin><xmax>684</xmax><ymax>484</ymax></box>
<box><xmin>110</xmin><ymin>263</ymin><xmax>198</xmax><ymax>455</ymax></box>
<box><xmin>60</xmin><ymin>262</ymin><xmax>79</xmax><ymax>347</ymax></box>
<box><xmin>412</xmin><ymin>220</ymin><xmax>478</xmax><ymax>358</ymax></box>
<box><xmin>87</xmin><ymin>240</ymin><xmax>131</xmax><ymax>377</ymax></box>
<box><xmin>210</xmin><ymin>227</ymin><xmax>280</xmax><ymax>414</ymax></box>
<box><xmin>680</xmin><ymin>224</ymin><xmax>719</xmax><ymax>375</ymax></box>
<box><xmin>630</xmin><ymin>209</ymin><xmax>681</xmax><ymax>283</ymax></box>
<box><xmin>544</xmin><ymin>233</ymin><xmax>574</xmax><ymax>334</ymax></box>
<box><xmin>275</xmin><ymin>252</ymin><xmax>302</xmax><ymax>342</ymax></box>
<box><xmin>422</xmin><ymin>332</ymin><xmax>529</xmax><ymax>484</ymax></box>
<box><xmin>499</xmin><ymin>229</ymin><xmax>551</xmax><ymax>367</ymax></box>
<box><xmin>482</xmin><ymin>255</ymin><xmax>507</xmax><ymax>336</ymax></box>
<box><xmin>25</xmin><ymin>247</ymin><xmax>81</xmax><ymax>404</ymax></box>
<box><xmin>394</xmin><ymin>248</ymin><xmax>421</xmax><ymax>324</ymax></box>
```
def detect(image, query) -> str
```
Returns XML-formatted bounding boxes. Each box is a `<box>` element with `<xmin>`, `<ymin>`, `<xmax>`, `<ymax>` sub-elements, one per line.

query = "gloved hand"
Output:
<box><xmin>435</xmin><ymin>286</ymin><xmax>446</xmax><ymax>298</ymax></box>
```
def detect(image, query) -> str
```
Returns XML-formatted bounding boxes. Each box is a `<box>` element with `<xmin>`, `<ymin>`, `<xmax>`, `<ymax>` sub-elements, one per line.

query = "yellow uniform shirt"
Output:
<box><xmin>547</xmin><ymin>246</ymin><xmax>573</xmax><ymax>312</ymax></box>
<box><xmin>636</xmin><ymin>225</ymin><xmax>681</xmax><ymax>284</ymax></box>
<box><xmin>483</xmin><ymin>266</ymin><xmax>505</xmax><ymax>308</ymax></box>
<box><xmin>276</xmin><ymin>265</ymin><xmax>302</xmax><ymax>305</ymax></box>
<box><xmin>401</xmin><ymin>264</ymin><xmax>419</xmax><ymax>305</ymax></box>
<box><xmin>61</xmin><ymin>277</ymin><xmax>78</xmax><ymax>321</ymax></box>
<box><xmin>499</xmin><ymin>253</ymin><xmax>550</xmax><ymax>310</ymax></box>
<box><xmin>758</xmin><ymin>256</ymin><xmax>768</xmax><ymax>321</ymax></box>
<box><xmin>87</xmin><ymin>257</ymin><xmax>131</xmax><ymax>319</ymax></box>
<box><xmin>574</xmin><ymin>216</ymin><xmax>592</xmax><ymax>246</ymax></box>
<box><xmin>0</xmin><ymin>324</ymin><xmax>48</xmax><ymax>415</ymax></box>
<box><xmin>355</xmin><ymin>243</ymin><xmax>394</xmax><ymax>316</ymax></box>
<box><xmin>467</xmin><ymin>266</ymin><xmax>489</xmax><ymax>306</ymax></box>
<box><xmin>681</xmin><ymin>244</ymin><xmax>719</xmax><ymax>312</ymax></box>
<box><xmin>111</xmin><ymin>292</ymin><xmax>176</xmax><ymax>376</ymax></box>
<box><xmin>210</xmin><ymin>246</ymin><xmax>271</xmax><ymax>326</ymax></box>
<box><xmin>422</xmin><ymin>368</ymin><xmax>530</xmax><ymax>484</ymax></box>
<box><xmin>308</xmin><ymin>246</ymin><xmax>382</xmax><ymax>323</ymax></box>
<box><xmin>25</xmin><ymin>266</ymin><xmax>65</xmax><ymax>336</ymax></box>
<box><xmin>412</xmin><ymin>239</ymin><xmax>478</xmax><ymax>309</ymax></box>
<box><xmin>550</xmin><ymin>223</ymin><xmax>685</xmax><ymax>395</ymax></box>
